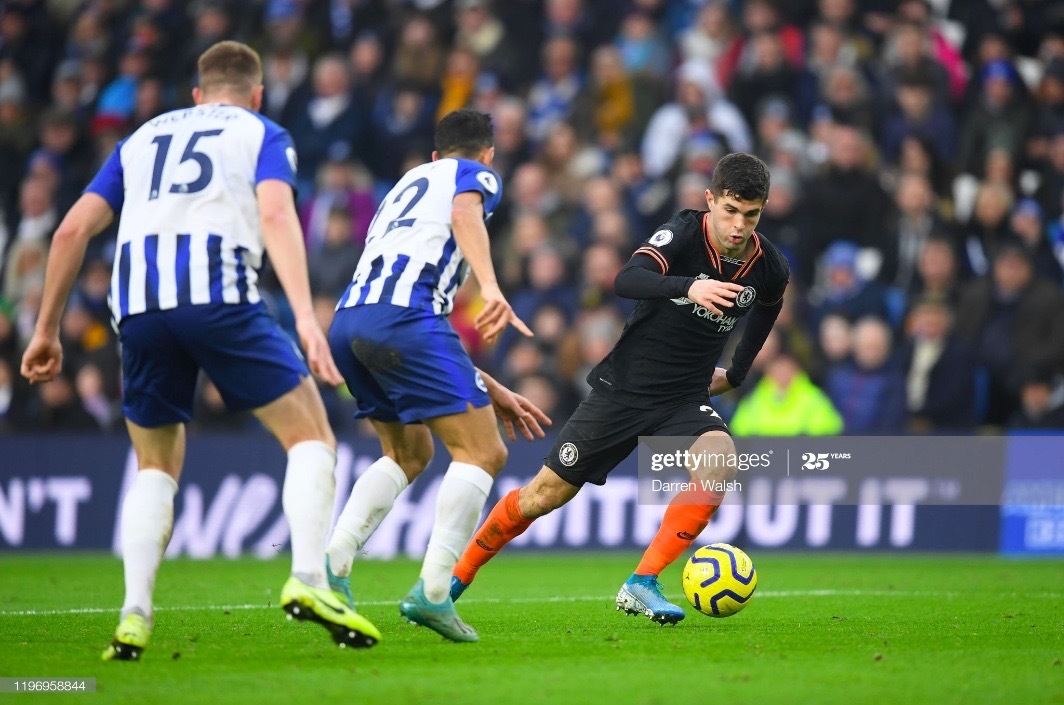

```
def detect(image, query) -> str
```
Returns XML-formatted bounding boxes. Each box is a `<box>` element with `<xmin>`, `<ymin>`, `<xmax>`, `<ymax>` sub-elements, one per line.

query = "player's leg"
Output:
<box><xmin>104</xmin><ymin>421</ymin><xmax>185</xmax><ymax>661</ymax></box>
<box><xmin>104</xmin><ymin>310</ymin><xmax>198</xmax><ymax>661</ymax></box>
<box><xmin>419</xmin><ymin>404</ymin><xmax>509</xmax><ymax>604</ymax></box>
<box><xmin>619</xmin><ymin>405</ymin><xmax>736</xmax><ymax>625</ymax></box>
<box><xmin>192</xmin><ymin>302</ymin><xmax>379</xmax><ymax>648</ymax></box>
<box><xmin>451</xmin><ymin>466</ymin><xmax>579</xmax><ymax>600</ymax></box>
<box><xmin>453</xmin><ymin>390</ymin><xmax>639</xmax><ymax>600</ymax></box>
<box><xmin>633</xmin><ymin>429</ymin><xmax>735</xmax><ymax>577</ymax></box>
<box><xmin>250</xmin><ymin>375</ymin><xmax>380</xmax><ymax>648</ymax></box>
<box><xmin>326</xmin><ymin>419</ymin><xmax>433</xmax><ymax>605</ymax></box>
<box><xmin>324</xmin><ymin>305</ymin><xmax>435</xmax><ymax>603</ymax></box>
<box><xmin>252</xmin><ymin>375</ymin><xmax>337</xmax><ymax>588</ymax></box>
<box><xmin>392</xmin><ymin>403</ymin><xmax>504</xmax><ymax>642</ymax></box>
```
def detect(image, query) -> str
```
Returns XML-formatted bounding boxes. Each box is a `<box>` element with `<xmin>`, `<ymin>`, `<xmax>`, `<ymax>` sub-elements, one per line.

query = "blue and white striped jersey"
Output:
<box><xmin>336</xmin><ymin>157</ymin><xmax>502</xmax><ymax>316</ymax></box>
<box><xmin>85</xmin><ymin>104</ymin><xmax>297</xmax><ymax>324</ymax></box>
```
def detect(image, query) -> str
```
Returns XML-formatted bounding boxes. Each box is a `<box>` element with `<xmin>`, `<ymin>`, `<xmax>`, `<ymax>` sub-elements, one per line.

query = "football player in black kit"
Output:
<box><xmin>451</xmin><ymin>153</ymin><xmax>789</xmax><ymax>624</ymax></box>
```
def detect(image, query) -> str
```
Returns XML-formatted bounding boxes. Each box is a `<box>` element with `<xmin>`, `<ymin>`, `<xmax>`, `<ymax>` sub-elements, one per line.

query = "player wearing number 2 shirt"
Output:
<box><xmin>325</xmin><ymin>109</ymin><xmax>550</xmax><ymax>644</ymax></box>
<box><xmin>451</xmin><ymin>153</ymin><xmax>790</xmax><ymax>625</ymax></box>
<box><xmin>21</xmin><ymin>41</ymin><xmax>380</xmax><ymax>660</ymax></box>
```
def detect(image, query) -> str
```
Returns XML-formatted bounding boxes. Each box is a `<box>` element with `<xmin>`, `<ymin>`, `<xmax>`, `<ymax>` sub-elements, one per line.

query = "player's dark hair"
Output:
<box><xmin>435</xmin><ymin>109</ymin><xmax>494</xmax><ymax>158</ymax></box>
<box><xmin>710</xmin><ymin>152</ymin><xmax>771</xmax><ymax>203</ymax></box>
<box><xmin>198</xmin><ymin>41</ymin><xmax>263</xmax><ymax>96</ymax></box>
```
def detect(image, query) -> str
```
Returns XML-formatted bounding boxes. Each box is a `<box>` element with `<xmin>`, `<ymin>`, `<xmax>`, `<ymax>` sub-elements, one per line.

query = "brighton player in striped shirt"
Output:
<box><xmin>324</xmin><ymin>109</ymin><xmax>550</xmax><ymax>642</ymax></box>
<box><xmin>21</xmin><ymin>41</ymin><xmax>380</xmax><ymax>659</ymax></box>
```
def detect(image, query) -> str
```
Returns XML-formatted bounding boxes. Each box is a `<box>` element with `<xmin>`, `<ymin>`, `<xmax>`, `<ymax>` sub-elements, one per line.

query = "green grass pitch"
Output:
<box><xmin>0</xmin><ymin>553</ymin><xmax>1061</xmax><ymax>705</ymax></box>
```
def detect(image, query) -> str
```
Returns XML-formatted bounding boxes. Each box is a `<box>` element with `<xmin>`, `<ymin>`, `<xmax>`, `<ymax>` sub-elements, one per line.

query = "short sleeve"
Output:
<box><xmin>255</xmin><ymin>120</ymin><xmax>297</xmax><ymax>187</ymax></box>
<box><xmin>84</xmin><ymin>141</ymin><xmax>126</xmax><ymax>212</ymax></box>
<box><xmin>454</xmin><ymin>159</ymin><xmax>503</xmax><ymax>218</ymax></box>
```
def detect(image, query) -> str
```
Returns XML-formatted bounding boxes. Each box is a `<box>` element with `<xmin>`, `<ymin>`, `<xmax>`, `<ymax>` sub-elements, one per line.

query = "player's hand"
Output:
<box><xmin>687</xmin><ymin>279</ymin><xmax>744</xmax><ymax>316</ymax></box>
<box><xmin>489</xmin><ymin>385</ymin><xmax>553</xmax><ymax>442</ymax></box>
<box><xmin>709</xmin><ymin>367</ymin><xmax>734</xmax><ymax>396</ymax></box>
<box><xmin>295</xmin><ymin>318</ymin><xmax>343</xmax><ymax>387</ymax></box>
<box><xmin>21</xmin><ymin>332</ymin><xmax>63</xmax><ymax>384</ymax></box>
<box><xmin>475</xmin><ymin>285</ymin><xmax>532</xmax><ymax>345</ymax></box>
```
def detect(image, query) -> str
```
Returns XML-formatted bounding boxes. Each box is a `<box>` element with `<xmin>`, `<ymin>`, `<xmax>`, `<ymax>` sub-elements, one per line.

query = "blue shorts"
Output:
<box><xmin>118</xmin><ymin>302</ymin><xmax>307</xmax><ymax>427</ymax></box>
<box><xmin>329</xmin><ymin>303</ymin><xmax>490</xmax><ymax>424</ymax></box>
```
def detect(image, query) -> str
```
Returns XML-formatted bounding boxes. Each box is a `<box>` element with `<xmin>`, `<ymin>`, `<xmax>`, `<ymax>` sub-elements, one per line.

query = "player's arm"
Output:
<box><xmin>714</xmin><ymin>282</ymin><xmax>787</xmax><ymax>395</ymax></box>
<box><xmin>615</xmin><ymin>252</ymin><xmax>743</xmax><ymax>316</ymax></box>
<box><xmin>476</xmin><ymin>368</ymin><xmax>552</xmax><ymax>441</ymax></box>
<box><xmin>21</xmin><ymin>194</ymin><xmax>114</xmax><ymax>383</ymax></box>
<box><xmin>451</xmin><ymin>191</ymin><xmax>531</xmax><ymax>344</ymax></box>
<box><xmin>257</xmin><ymin>179</ymin><xmax>342</xmax><ymax>386</ymax></box>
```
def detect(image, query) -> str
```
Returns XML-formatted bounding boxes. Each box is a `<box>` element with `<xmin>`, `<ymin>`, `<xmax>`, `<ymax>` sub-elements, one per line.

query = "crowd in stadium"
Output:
<box><xmin>1</xmin><ymin>0</ymin><xmax>1063</xmax><ymax>436</ymax></box>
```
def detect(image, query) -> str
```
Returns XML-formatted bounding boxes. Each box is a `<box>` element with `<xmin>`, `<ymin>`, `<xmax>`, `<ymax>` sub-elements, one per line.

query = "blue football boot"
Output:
<box><xmin>615</xmin><ymin>574</ymin><xmax>686</xmax><ymax>625</ymax></box>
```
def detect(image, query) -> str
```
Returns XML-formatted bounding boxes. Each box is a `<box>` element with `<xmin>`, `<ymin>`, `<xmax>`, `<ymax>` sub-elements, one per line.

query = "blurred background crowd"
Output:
<box><xmin>1</xmin><ymin>0</ymin><xmax>1063</xmax><ymax>437</ymax></box>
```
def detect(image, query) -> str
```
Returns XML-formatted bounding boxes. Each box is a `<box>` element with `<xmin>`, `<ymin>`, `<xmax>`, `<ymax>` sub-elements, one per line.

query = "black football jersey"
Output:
<box><xmin>588</xmin><ymin>209</ymin><xmax>790</xmax><ymax>408</ymax></box>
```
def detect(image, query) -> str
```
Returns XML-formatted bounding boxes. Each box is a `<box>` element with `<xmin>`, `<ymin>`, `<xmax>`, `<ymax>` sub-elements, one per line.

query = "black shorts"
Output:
<box><xmin>545</xmin><ymin>388</ymin><xmax>729</xmax><ymax>487</ymax></box>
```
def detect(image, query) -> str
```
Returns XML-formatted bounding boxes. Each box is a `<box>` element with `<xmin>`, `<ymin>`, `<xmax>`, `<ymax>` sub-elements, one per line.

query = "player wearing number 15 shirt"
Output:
<box><xmin>22</xmin><ymin>41</ymin><xmax>380</xmax><ymax>660</ymax></box>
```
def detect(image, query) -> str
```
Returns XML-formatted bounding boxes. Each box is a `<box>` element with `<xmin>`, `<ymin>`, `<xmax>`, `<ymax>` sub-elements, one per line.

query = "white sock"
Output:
<box><xmin>420</xmin><ymin>462</ymin><xmax>494</xmax><ymax>603</ymax></box>
<box><xmin>327</xmin><ymin>457</ymin><xmax>408</xmax><ymax>577</ymax></box>
<box><xmin>120</xmin><ymin>469</ymin><xmax>178</xmax><ymax>624</ymax></box>
<box><xmin>282</xmin><ymin>440</ymin><xmax>336</xmax><ymax>589</ymax></box>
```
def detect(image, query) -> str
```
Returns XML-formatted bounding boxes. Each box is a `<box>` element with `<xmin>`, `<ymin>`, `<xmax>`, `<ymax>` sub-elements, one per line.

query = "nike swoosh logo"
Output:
<box><xmin>323</xmin><ymin>600</ymin><xmax>345</xmax><ymax>615</ymax></box>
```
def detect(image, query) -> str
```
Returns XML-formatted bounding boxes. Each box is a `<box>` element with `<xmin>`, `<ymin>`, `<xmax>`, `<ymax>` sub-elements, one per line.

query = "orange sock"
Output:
<box><xmin>634</xmin><ymin>489</ymin><xmax>724</xmax><ymax>577</ymax></box>
<box><xmin>453</xmin><ymin>489</ymin><xmax>533</xmax><ymax>585</ymax></box>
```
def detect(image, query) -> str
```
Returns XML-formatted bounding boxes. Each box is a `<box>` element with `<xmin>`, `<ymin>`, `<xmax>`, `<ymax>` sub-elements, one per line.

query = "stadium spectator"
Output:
<box><xmin>826</xmin><ymin>316</ymin><xmax>907</xmax><ymax>434</ymax></box>
<box><xmin>453</xmin><ymin>0</ymin><xmax>519</xmax><ymax>92</ymax></box>
<box><xmin>808</xmin><ymin>241</ymin><xmax>895</xmax><ymax>332</ymax></box>
<box><xmin>955</xmin><ymin>243</ymin><xmax>1064</xmax><ymax>426</ymax></box>
<box><xmin>286</xmin><ymin>54</ymin><xmax>366</xmax><ymax>196</ymax></box>
<box><xmin>614</xmin><ymin>11</ymin><xmax>669</xmax><ymax>80</ymax></box>
<box><xmin>881</xmin><ymin>172</ymin><xmax>946</xmax><ymax>290</ymax></box>
<box><xmin>879</xmin><ymin>70</ymin><xmax>958</xmax><ymax>165</ymax></box>
<box><xmin>571</xmin><ymin>45</ymin><xmax>638</xmax><ymax>150</ymax></box>
<box><xmin>958</xmin><ymin>180</ymin><xmax>1016</xmax><ymax>278</ymax></box>
<box><xmin>730</xmin><ymin>345</ymin><xmax>844</xmax><ymax>436</ymax></box>
<box><xmin>436</xmin><ymin>46</ymin><xmax>480</xmax><ymax>121</ymax></box>
<box><xmin>307</xmin><ymin>205</ymin><xmax>362</xmax><ymax>299</ymax></box>
<box><xmin>1036</xmin><ymin>131</ymin><xmax>1064</xmax><ymax>222</ymax></box>
<box><xmin>1027</xmin><ymin>58</ymin><xmax>1064</xmax><ymax>164</ymax></box>
<box><xmin>640</xmin><ymin>59</ymin><xmax>752</xmax><ymax>180</ymax></box>
<box><xmin>260</xmin><ymin>25</ymin><xmax>312</xmax><ymax>122</ymax></box>
<box><xmin>817</xmin><ymin>313</ymin><xmax>852</xmax><ymax>376</ymax></box>
<box><xmin>717</xmin><ymin>0</ymin><xmax>804</xmax><ymax>91</ymax></box>
<box><xmin>299</xmin><ymin>159</ymin><xmax>375</xmax><ymax>255</ymax></box>
<box><xmin>0</xmin><ymin>356</ymin><xmax>20</xmax><ymax>431</ymax></box>
<box><xmin>28</xmin><ymin>373</ymin><xmax>96</xmax><ymax>431</ymax></box>
<box><xmin>678</xmin><ymin>1</ymin><xmax>735</xmax><ymax>65</ymax></box>
<box><xmin>901</xmin><ymin>296</ymin><xmax>978</xmax><ymax>432</ymax></box>
<box><xmin>909</xmin><ymin>235</ymin><xmax>962</xmax><ymax>306</ymax></box>
<box><xmin>74</xmin><ymin>362</ymin><xmax>120</xmax><ymax>431</ymax></box>
<box><xmin>0</xmin><ymin>3</ymin><xmax>56</xmax><ymax>106</ymax></box>
<box><xmin>1009</xmin><ymin>198</ymin><xmax>1064</xmax><ymax>285</ymax></box>
<box><xmin>804</xmin><ymin>124</ymin><xmax>891</xmax><ymax>264</ymax></box>
<box><xmin>877</xmin><ymin>20</ymin><xmax>954</xmax><ymax>115</ymax></box>
<box><xmin>958</xmin><ymin>60</ymin><xmax>1032</xmax><ymax>177</ymax></box>
<box><xmin>893</xmin><ymin>0</ymin><xmax>967</xmax><ymax>103</ymax></box>
<box><xmin>1010</xmin><ymin>366</ymin><xmax>1064</xmax><ymax>429</ymax></box>
<box><xmin>727</xmin><ymin>31</ymin><xmax>799</xmax><ymax>128</ymax></box>
<box><xmin>526</xmin><ymin>35</ymin><xmax>583</xmax><ymax>145</ymax></box>
<box><xmin>346</xmin><ymin>30</ymin><xmax>387</xmax><ymax>109</ymax></box>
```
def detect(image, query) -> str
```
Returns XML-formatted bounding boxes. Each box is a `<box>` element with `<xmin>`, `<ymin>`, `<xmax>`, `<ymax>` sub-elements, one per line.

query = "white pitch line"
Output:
<box><xmin>0</xmin><ymin>589</ymin><xmax>1057</xmax><ymax>617</ymax></box>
